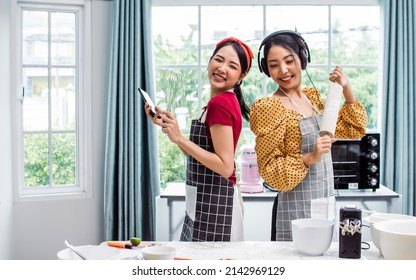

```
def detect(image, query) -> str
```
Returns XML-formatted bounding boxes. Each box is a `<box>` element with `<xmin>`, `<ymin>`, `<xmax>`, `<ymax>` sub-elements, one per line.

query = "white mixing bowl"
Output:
<box><xmin>364</xmin><ymin>213</ymin><xmax>416</xmax><ymax>253</ymax></box>
<box><xmin>374</xmin><ymin>220</ymin><xmax>416</xmax><ymax>260</ymax></box>
<box><xmin>370</xmin><ymin>212</ymin><xmax>416</xmax><ymax>223</ymax></box>
<box><xmin>291</xmin><ymin>218</ymin><xmax>334</xmax><ymax>256</ymax></box>
<box><xmin>141</xmin><ymin>245</ymin><xmax>176</xmax><ymax>260</ymax></box>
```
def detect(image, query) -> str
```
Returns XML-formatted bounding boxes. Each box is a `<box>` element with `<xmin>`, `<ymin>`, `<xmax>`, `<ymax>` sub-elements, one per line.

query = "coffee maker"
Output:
<box><xmin>239</xmin><ymin>144</ymin><xmax>263</xmax><ymax>193</ymax></box>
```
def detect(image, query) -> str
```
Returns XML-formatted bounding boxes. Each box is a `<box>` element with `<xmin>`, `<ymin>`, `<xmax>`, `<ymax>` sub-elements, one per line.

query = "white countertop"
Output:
<box><xmin>160</xmin><ymin>182</ymin><xmax>277</xmax><ymax>198</ymax></box>
<box><xmin>164</xmin><ymin>241</ymin><xmax>382</xmax><ymax>260</ymax></box>
<box><xmin>160</xmin><ymin>182</ymin><xmax>400</xmax><ymax>199</ymax></box>
<box><xmin>96</xmin><ymin>241</ymin><xmax>382</xmax><ymax>260</ymax></box>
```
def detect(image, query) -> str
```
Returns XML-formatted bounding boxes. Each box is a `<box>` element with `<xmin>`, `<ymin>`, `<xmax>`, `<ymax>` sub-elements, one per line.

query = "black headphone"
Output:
<box><xmin>258</xmin><ymin>30</ymin><xmax>311</xmax><ymax>77</ymax></box>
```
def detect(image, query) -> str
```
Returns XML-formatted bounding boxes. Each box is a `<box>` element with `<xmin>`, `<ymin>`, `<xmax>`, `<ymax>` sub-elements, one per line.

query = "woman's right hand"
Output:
<box><xmin>157</xmin><ymin>108</ymin><xmax>183</xmax><ymax>144</ymax></box>
<box><xmin>303</xmin><ymin>135</ymin><xmax>336</xmax><ymax>166</ymax></box>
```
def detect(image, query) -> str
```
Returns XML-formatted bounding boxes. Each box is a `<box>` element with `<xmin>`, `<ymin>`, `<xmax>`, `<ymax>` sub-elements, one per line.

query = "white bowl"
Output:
<box><xmin>57</xmin><ymin>245</ymin><xmax>120</xmax><ymax>260</ymax></box>
<box><xmin>370</xmin><ymin>212</ymin><xmax>416</xmax><ymax>223</ymax></box>
<box><xmin>365</xmin><ymin>213</ymin><xmax>416</xmax><ymax>253</ymax></box>
<box><xmin>291</xmin><ymin>218</ymin><xmax>334</xmax><ymax>256</ymax></box>
<box><xmin>141</xmin><ymin>246</ymin><xmax>176</xmax><ymax>260</ymax></box>
<box><xmin>374</xmin><ymin>220</ymin><xmax>416</xmax><ymax>260</ymax></box>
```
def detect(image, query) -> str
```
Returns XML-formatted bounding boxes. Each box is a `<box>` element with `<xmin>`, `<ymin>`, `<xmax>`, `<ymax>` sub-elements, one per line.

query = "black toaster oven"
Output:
<box><xmin>331</xmin><ymin>133</ymin><xmax>380</xmax><ymax>191</ymax></box>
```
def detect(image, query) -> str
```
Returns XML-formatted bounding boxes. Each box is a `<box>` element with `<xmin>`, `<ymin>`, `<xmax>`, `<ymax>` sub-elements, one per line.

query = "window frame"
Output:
<box><xmin>11</xmin><ymin>0</ymin><xmax>93</xmax><ymax>202</ymax></box>
<box><xmin>153</xmin><ymin>0</ymin><xmax>379</xmax><ymax>5</ymax></box>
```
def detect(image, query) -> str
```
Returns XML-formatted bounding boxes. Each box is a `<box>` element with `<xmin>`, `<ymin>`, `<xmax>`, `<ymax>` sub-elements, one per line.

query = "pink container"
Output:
<box><xmin>239</xmin><ymin>145</ymin><xmax>263</xmax><ymax>193</ymax></box>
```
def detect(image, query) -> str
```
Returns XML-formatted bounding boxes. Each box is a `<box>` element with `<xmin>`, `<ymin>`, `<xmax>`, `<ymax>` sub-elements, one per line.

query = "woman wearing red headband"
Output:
<box><xmin>145</xmin><ymin>37</ymin><xmax>253</xmax><ymax>241</ymax></box>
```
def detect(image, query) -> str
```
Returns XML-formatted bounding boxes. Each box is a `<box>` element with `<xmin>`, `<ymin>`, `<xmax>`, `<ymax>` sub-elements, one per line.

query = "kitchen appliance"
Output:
<box><xmin>339</xmin><ymin>204</ymin><xmax>362</xmax><ymax>259</ymax></box>
<box><xmin>239</xmin><ymin>144</ymin><xmax>263</xmax><ymax>193</ymax></box>
<box><xmin>331</xmin><ymin>133</ymin><xmax>380</xmax><ymax>191</ymax></box>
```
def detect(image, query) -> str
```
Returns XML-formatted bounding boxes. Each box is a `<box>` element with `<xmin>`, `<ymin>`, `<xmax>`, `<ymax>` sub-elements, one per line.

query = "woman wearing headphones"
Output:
<box><xmin>250</xmin><ymin>30</ymin><xmax>368</xmax><ymax>241</ymax></box>
<box><xmin>146</xmin><ymin>37</ymin><xmax>253</xmax><ymax>241</ymax></box>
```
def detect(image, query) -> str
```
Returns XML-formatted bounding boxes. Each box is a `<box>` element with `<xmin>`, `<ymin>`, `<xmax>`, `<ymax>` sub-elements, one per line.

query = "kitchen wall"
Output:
<box><xmin>0</xmin><ymin>0</ymin><xmax>113</xmax><ymax>259</ymax></box>
<box><xmin>0</xmin><ymin>0</ymin><xmax>13</xmax><ymax>260</ymax></box>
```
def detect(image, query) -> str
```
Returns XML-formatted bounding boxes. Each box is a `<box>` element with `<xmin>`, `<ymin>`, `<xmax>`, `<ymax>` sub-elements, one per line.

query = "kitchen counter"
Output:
<box><xmin>156</xmin><ymin>183</ymin><xmax>402</xmax><ymax>241</ymax></box>
<box><xmin>95</xmin><ymin>240</ymin><xmax>382</xmax><ymax>260</ymax></box>
<box><xmin>160</xmin><ymin>182</ymin><xmax>401</xmax><ymax>201</ymax></box>
<box><xmin>166</xmin><ymin>241</ymin><xmax>383</xmax><ymax>260</ymax></box>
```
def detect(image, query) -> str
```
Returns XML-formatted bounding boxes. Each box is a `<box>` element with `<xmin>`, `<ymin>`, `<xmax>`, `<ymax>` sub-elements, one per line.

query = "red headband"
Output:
<box><xmin>216</xmin><ymin>37</ymin><xmax>254</xmax><ymax>70</ymax></box>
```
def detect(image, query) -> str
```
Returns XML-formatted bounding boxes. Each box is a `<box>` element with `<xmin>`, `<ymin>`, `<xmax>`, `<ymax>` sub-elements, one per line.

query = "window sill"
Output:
<box><xmin>14</xmin><ymin>189</ymin><xmax>93</xmax><ymax>203</ymax></box>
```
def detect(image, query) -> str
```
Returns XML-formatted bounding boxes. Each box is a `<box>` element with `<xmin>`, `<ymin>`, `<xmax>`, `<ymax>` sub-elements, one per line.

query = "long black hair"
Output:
<box><xmin>210</xmin><ymin>40</ymin><xmax>252</xmax><ymax>122</ymax></box>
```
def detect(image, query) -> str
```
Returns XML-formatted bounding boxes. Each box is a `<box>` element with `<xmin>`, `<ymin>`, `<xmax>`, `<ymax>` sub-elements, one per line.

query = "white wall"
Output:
<box><xmin>0</xmin><ymin>0</ymin><xmax>113</xmax><ymax>260</ymax></box>
<box><xmin>0</xmin><ymin>0</ymin><xmax>13</xmax><ymax>260</ymax></box>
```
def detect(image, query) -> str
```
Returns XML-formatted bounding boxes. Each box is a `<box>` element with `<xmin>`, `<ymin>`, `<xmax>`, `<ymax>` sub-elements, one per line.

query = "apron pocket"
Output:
<box><xmin>185</xmin><ymin>184</ymin><xmax>197</xmax><ymax>221</ymax></box>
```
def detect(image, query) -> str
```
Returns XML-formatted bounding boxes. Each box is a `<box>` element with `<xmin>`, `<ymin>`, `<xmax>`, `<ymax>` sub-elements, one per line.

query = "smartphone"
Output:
<box><xmin>138</xmin><ymin>88</ymin><xmax>157</xmax><ymax>117</ymax></box>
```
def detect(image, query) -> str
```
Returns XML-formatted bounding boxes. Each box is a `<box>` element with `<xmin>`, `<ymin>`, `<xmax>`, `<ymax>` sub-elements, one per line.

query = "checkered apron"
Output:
<box><xmin>272</xmin><ymin>114</ymin><xmax>336</xmax><ymax>241</ymax></box>
<box><xmin>180</xmin><ymin>116</ymin><xmax>243</xmax><ymax>242</ymax></box>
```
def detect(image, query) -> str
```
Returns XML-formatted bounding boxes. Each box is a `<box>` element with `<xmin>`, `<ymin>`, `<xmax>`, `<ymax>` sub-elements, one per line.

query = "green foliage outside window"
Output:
<box><xmin>24</xmin><ymin>133</ymin><xmax>76</xmax><ymax>187</ymax></box>
<box><xmin>24</xmin><ymin>134</ymin><xmax>49</xmax><ymax>186</ymax></box>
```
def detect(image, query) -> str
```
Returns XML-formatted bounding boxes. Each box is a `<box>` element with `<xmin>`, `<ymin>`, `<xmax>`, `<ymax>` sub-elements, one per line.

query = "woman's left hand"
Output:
<box><xmin>329</xmin><ymin>66</ymin><xmax>357</xmax><ymax>103</ymax></box>
<box><xmin>329</xmin><ymin>66</ymin><xmax>349</xmax><ymax>87</ymax></box>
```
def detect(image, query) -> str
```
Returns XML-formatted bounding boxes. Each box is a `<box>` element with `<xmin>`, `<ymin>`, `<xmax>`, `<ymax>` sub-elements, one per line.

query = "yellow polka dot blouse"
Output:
<box><xmin>250</xmin><ymin>87</ymin><xmax>368</xmax><ymax>192</ymax></box>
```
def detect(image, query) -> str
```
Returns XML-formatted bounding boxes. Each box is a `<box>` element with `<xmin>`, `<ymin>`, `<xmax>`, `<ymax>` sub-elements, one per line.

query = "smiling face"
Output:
<box><xmin>208</xmin><ymin>45</ymin><xmax>244</xmax><ymax>96</ymax></box>
<box><xmin>266</xmin><ymin>44</ymin><xmax>303</xmax><ymax>91</ymax></box>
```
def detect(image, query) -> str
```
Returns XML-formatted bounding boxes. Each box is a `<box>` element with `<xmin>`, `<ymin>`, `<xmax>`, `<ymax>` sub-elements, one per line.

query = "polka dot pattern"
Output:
<box><xmin>250</xmin><ymin>87</ymin><xmax>368</xmax><ymax>192</ymax></box>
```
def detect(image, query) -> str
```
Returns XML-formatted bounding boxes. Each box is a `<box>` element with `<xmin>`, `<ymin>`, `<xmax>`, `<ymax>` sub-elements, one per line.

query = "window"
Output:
<box><xmin>153</xmin><ymin>1</ymin><xmax>381</xmax><ymax>188</ymax></box>
<box><xmin>12</xmin><ymin>0</ymin><xmax>92</xmax><ymax>201</ymax></box>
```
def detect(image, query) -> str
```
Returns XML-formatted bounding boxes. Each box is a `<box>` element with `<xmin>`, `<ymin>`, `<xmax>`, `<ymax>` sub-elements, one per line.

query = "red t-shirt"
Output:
<box><xmin>205</xmin><ymin>91</ymin><xmax>242</xmax><ymax>184</ymax></box>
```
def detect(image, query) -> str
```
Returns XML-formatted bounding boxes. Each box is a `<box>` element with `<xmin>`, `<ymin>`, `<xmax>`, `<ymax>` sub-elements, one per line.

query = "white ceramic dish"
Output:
<box><xmin>364</xmin><ymin>213</ymin><xmax>416</xmax><ymax>253</ymax></box>
<box><xmin>291</xmin><ymin>218</ymin><xmax>334</xmax><ymax>256</ymax></box>
<box><xmin>374</xmin><ymin>220</ymin><xmax>416</xmax><ymax>260</ymax></box>
<box><xmin>141</xmin><ymin>246</ymin><xmax>176</xmax><ymax>260</ymax></box>
<box><xmin>57</xmin><ymin>245</ymin><xmax>121</xmax><ymax>260</ymax></box>
<box><xmin>370</xmin><ymin>212</ymin><xmax>416</xmax><ymax>223</ymax></box>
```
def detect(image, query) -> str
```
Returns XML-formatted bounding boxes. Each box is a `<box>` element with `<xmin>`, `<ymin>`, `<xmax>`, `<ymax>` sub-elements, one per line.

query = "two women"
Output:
<box><xmin>148</xmin><ymin>31</ymin><xmax>368</xmax><ymax>242</ymax></box>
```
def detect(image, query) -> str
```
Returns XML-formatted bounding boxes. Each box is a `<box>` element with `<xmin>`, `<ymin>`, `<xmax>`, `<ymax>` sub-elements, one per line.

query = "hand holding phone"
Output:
<box><xmin>138</xmin><ymin>88</ymin><xmax>157</xmax><ymax>117</ymax></box>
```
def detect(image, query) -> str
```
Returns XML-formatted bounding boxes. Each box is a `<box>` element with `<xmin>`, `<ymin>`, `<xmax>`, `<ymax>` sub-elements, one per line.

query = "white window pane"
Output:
<box><xmin>23</xmin><ymin>10</ymin><xmax>48</xmax><ymax>65</ymax></box>
<box><xmin>152</xmin><ymin>6</ymin><xmax>198</xmax><ymax>64</ymax></box>
<box><xmin>51</xmin><ymin>12</ymin><xmax>76</xmax><ymax>65</ymax></box>
<box><xmin>23</xmin><ymin>67</ymin><xmax>49</xmax><ymax>131</ymax></box>
<box><xmin>345</xmin><ymin>68</ymin><xmax>379</xmax><ymax>129</ymax></box>
<box><xmin>266</xmin><ymin>6</ymin><xmax>329</xmax><ymax>65</ymax></box>
<box><xmin>201</xmin><ymin>6</ymin><xmax>263</xmax><ymax>40</ymax></box>
<box><xmin>331</xmin><ymin>6</ymin><xmax>380</xmax><ymax>65</ymax></box>
<box><xmin>200</xmin><ymin>6</ymin><xmax>262</xmax><ymax>61</ymax></box>
<box><xmin>156</xmin><ymin>68</ymin><xmax>198</xmax><ymax>117</ymax></box>
<box><xmin>300</xmin><ymin>68</ymin><xmax>333</xmax><ymax>97</ymax></box>
<box><xmin>51</xmin><ymin>68</ymin><xmax>76</xmax><ymax>130</ymax></box>
<box><xmin>24</xmin><ymin>133</ymin><xmax>49</xmax><ymax>187</ymax></box>
<box><xmin>52</xmin><ymin>133</ymin><xmax>77</xmax><ymax>186</ymax></box>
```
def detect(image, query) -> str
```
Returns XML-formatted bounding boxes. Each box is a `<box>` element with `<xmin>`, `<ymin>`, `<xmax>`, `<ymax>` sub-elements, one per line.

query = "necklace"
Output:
<box><xmin>278</xmin><ymin>87</ymin><xmax>308</xmax><ymax>117</ymax></box>
<box><xmin>278</xmin><ymin>87</ymin><xmax>320</xmax><ymax>118</ymax></box>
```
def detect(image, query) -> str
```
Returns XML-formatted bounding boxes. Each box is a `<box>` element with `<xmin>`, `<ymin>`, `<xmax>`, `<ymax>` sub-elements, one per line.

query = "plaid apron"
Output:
<box><xmin>180</xmin><ymin>116</ymin><xmax>243</xmax><ymax>242</ymax></box>
<box><xmin>271</xmin><ymin>114</ymin><xmax>336</xmax><ymax>241</ymax></box>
